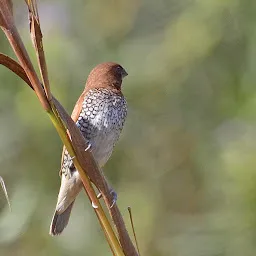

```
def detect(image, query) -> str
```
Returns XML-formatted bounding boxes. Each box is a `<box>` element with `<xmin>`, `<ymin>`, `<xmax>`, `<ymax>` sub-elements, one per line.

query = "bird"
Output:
<box><xmin>50</xmin><ymin>62</ymin><xmax>128</xmax><ymax>236</ymax></box>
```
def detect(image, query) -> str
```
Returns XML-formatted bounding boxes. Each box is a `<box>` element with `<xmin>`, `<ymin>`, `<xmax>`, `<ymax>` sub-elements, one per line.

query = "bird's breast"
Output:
<box><xmin>77</xmin><ymin>88</ymin><xmax>127</xmax><ymax>167</ymax></box>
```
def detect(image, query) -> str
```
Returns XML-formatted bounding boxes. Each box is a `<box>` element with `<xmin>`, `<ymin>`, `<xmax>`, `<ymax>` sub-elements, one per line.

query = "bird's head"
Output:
<box><xmin>86</xmin><ymin>62</ymin><xmax>128</xmax><ymax>91</ymax></box>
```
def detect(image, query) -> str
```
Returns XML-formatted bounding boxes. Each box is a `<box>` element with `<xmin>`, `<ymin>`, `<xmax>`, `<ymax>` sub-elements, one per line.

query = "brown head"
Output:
<box><xmin>85</xmin><ymin>62</ymin><xmax>128</xmax><ymax>92</ymax></box>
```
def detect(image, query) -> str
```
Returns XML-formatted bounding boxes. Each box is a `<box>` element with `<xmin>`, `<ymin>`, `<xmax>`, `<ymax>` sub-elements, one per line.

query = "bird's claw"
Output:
<box><xmin>92</xmin><ymin>200</ymin><xmax>98</xmax><ymax>209</ymax></box>
<box><xmin>85</xmin><ymin>143</ymin><xmax>92</xmax><ymax>152</ymax></box>
<box><xmin>93</xmin><ymin>190</ymin><xmax>117</xmax><ymax>208</ymax></box>
<box><xmin>91</xmin><ymin>191</ymin><xmax>100</xmax><ymax>208</ymax></box>
<box><xmin>110</xmin><ymin>189</ymin><xmax>117</xmax><ymax>208</ymax></box>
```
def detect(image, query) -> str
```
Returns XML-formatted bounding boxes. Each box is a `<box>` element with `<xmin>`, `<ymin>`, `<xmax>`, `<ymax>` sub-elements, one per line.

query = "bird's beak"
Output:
<box><xmin>122</xmin><ymin>69</ymin><xmax>128</xmax><ymax>78</ymax></box>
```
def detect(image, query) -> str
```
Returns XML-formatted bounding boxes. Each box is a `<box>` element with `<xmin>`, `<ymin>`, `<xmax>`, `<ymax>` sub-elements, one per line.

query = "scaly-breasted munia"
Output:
<box><xmin>50</xmin><ymin>62</ymin><xmax>128</xmax><ymax>236</ymax></box>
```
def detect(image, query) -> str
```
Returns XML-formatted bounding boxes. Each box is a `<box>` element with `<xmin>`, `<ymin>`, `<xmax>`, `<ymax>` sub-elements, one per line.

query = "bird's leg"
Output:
<box><xmin>91</xmin><ymin>170</ymin><xmax>118</xmax><ymax>209</ymax></box>
<box><xmin>109</xmin><ymin>187</ymin><xmax>117</xmax><ymax>208</ymax></box>
<box><xmin>95</xmin><ymin>187</ymin><xmax>117</xmax><ymax>208</ymax></box>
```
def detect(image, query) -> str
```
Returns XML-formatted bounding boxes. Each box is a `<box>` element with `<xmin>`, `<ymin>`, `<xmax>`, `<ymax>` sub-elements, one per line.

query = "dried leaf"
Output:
<box><xmin>0</xmin><ymin>53</ymin><xmax>33</xmax><ymax>89</ymax></box>
<box><xmin>0</xmin><ymin>22</ymin><xmax>50</xmax><ymax>110</ymax></box>
<box><xmin>26</xmin><ymin>0</ymin><xmax>51</xmax><ymax>100</ymax></box>
<box><xmin>0</xmin><ymin>0</ymin><xmax>14</xmax><ymax>29</ymax></box>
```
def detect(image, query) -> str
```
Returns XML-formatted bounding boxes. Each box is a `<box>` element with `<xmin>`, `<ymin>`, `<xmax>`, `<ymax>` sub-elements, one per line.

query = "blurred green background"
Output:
<box><xmin>1</xmin><ymin>0</ymin><xmax>256</xmax><ymax>255</ymax></box>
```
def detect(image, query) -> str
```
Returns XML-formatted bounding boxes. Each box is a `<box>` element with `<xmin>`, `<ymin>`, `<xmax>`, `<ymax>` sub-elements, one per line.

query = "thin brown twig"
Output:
<box><xmin>0</xmin><ymin>176</ymin><xmax>11</xmax><ymax>211</ymax></box>
<box><xmin>128</xmin><ymin>207</ymin><xmax>140</xmax><ymax>256</ymax></box>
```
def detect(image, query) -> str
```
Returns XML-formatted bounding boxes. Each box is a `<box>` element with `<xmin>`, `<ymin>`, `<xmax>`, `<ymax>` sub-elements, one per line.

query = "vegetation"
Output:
<box><xmin>1</xmin><ymin>0</ymin><xmax>256</xmax><ymax>255</ymax></box>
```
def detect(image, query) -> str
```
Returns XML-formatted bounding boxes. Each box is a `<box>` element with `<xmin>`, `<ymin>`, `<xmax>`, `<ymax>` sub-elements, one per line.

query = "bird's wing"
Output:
<box><xmin>59</xmin><ymin>90</ymin><xmax>88</xmax><ymax>176</ymax></box>
<box><xmin>71</xmin><ymin>90</ymin><xmax>87</xmax><ymax>121</ymax></box>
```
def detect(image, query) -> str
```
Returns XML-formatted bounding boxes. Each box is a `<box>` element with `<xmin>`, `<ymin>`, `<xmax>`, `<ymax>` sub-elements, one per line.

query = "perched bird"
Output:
<box><xmin>50</xmin><ymin>62</ymin><xmax>128</xmax><ymax>236</ymax></box>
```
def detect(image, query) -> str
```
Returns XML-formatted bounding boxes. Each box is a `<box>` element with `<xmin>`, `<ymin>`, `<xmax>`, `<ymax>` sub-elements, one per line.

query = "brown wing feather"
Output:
<box><xmin>71</xmin><ymin>90</ymin><xmax>88</xmax><ymax>121</ymax></box>
<box><xmin>59</xmin><ymin>89</ymin><xmax>88</xmax><ymax>176</ymax></box>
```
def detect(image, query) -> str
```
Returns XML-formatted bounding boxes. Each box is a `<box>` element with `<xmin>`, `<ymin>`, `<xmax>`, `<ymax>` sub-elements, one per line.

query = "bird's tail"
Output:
<box><xmin>49</xmin><ymin>200</ymin><xmax>75</xmax><ymax>236</ymax></box>
<box><xmin>50</xmin><ymin>168</ymin><xmax>83</xmax><ymax>235</ymax></box>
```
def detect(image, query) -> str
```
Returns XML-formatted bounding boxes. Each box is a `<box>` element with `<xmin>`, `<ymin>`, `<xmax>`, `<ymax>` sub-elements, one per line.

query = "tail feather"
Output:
<box><xmin>49</xmin><ymin>201</ymin><xmax>75</xmax><ymax>236</ymax></box>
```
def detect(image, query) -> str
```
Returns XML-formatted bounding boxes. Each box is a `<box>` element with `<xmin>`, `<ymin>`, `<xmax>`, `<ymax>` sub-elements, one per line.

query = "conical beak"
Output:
<box><xmin>122</xmin><ymin>69</ymin><xmax>128</xmax><ymax>78</ymax></box>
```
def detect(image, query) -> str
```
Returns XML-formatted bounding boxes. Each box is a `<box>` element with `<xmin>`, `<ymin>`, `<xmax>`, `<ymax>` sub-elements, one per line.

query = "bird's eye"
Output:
<box><xmin>116</xmin><ymin>66</ymin><xmax>122</xmax><ymax>72</ymax></box>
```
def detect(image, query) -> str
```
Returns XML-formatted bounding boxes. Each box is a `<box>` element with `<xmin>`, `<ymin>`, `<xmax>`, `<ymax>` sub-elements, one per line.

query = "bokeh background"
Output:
<box><xmin>1</xmin><ymin>0</ymin><xmax>256</xmax><ymax>255</ymax></box>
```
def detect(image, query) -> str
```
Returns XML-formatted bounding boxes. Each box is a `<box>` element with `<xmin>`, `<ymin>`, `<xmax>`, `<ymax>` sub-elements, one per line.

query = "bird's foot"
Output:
<box><xmin>92</xmin><ymin>200</ymin><xmax>98</xmax><ymax>209</ymax></box>
<box><xmin>92</xmin><ymin>189</ymin><xmax>117</xmax><ymax>208</ymax></box>
<box><xmin>91</xmin><ymin>189</ymin><xmax>101</xmax><ymax>209</ymax></box>
<box><xmin>109</xmin><ymin>188</ymin><xmax>117</xmax><ymax>208</ymax></box>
